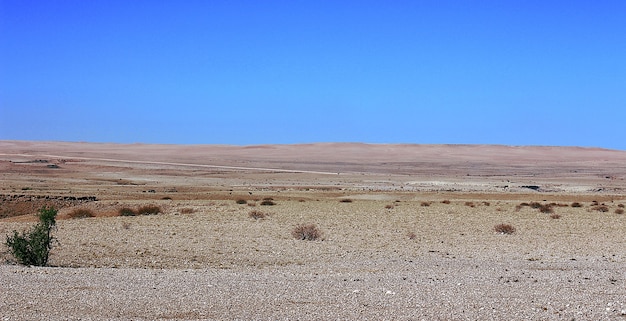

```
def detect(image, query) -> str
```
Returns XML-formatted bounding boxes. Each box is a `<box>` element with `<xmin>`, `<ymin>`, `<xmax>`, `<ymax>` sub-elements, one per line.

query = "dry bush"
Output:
<box><xmin>420</xmin><ymin>201</ymin><xmax>431</xmax><ymax>207</ymax></box>
<box><xmin>482</xmin><ymin>201</ymin><xmax>491</xmax><ymax>206</ymax></box>
<box><xmin>339</xmin><ymin>199</ymin><xmax>353</xmax><ymax>203</ymax></box>
<box><xmin>464</xmin><ymin>201</ymin><xmax>475</xmax><ymax>208</ymax></box>
<box><xmin>235</xmin><ymin>199</ymin><xmax>247</xmax><ymax>205</ymax></box>
<box><xmin>67</xmin><ymin>208</ymin><xmax>95</xmax><ymax>219</ymax></box>
<box><xmin>292</xmin><ymin>224</ymin><xmax>322</xmax><ymax>241</ymax></box>
<box><xmin>571</xmin><ymin>202</ymin><xmax>583</xmax><ymax>208</ymax></box>
<box><xmin>550</xmin><ymin>214</ymin><xmax>561</xmax><ymax>219</ymax></box>
<box><xmin>441</xmin><ymin>200</ymin><xmax>451</xmax><ymax>204</ymax></box>
<box><xmin>494</xmin><ymin>224</ymin><xmax>516</xmax><ymax>234</ymax></box>
<box><xmin>407</xmin><ymin>232</ymin><xmax>417</xmax><ymax>240</ymax></box>
<box><xmin>592</xmin><ymin>205</ymin><xmax>609</xmax><ymax>213</ymax></box>
<box><xmin>180</xmin><ymin>208</ymin><xmax>195</xmax><ymax>214</ymax></box>
<box><xmin>260</xmin><ymin>200</ymin><xmax>276</xmax><ymax>206</ymax></box>
<box><xmin>519</xmin><ymin>202</ymin><xmax>530</xmax><ymax>207</ymax></box>
<box><xmin>514</xmin><ymin>205</ymin><xmax>522</xmax><ymax>212</ymax></box>
<box><xmin>247</xmin><ymin>202</ymin><xmax>257</xmax><ymax>207</ymax></box>
<box><xmin>248</xmin><ymin>210</ymin><xmax>267</xmax><ymax>220</ymax></box>
<box><xmin>136</xmin><ymin>205</ymin><xmax>162</xmax><ymax>215</ymax></box>
<box><xmin>618</xmin><ymin>204</ymin><xmax>624</xmax><ymax>208</ymax></box>
<box><xmin>262</xmin><ymin>197</ymin><xmax>274</xmax><ymax>201</ymax></box>
<box><xmin>385</xmin><ymin>204</ymin><xmax>394</xmax><ymax>209</ymax></box>
<box><xmin>616</xmin><ymin>208</ymin><xmax>624</xmax><ymax>214</ymax></box>
<box><xmin>539</xmin><ymin>204</ymin><xmax>554</xmax><ymax>214</ymax></box>
<box><xmin>118</xmin><ymin>207</ymin><xmax>136</xmax><ymax>216</ymax></box>
<box><xmin>529</xmin><ymin>202</ymin><xmax>542</xmax><ymax>209</ymax></box>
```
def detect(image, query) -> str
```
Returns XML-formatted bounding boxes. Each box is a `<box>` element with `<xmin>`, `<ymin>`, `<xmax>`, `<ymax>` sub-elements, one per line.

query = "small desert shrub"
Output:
<box><xmin>121</xmin><ymin>222</ymin><xmax>131</xmax><ymax>229</ymax></box>
<box><xmin>260</xmin><ymin>200</ymin><xmax>276</xmax><ymax>206</ymax></box>
<box><xmin>248</xmin><ymin>210</ymin><xmax>267</xmax><ymax>220</ymax></box>
<box><xmin>68</xmin><ymin>208</ymin><xmax>95</xmax><ymax>219</ymax></box>
<box><xmin>571</xmin><ymin>202</ymin><xmax>583</xmax><ymax>208</ymax></box>
<box><xmin>339</xmin><ymin>199</ymin><xmax>353</xmax><ymax>203</ymax></box>
<box><xmin>385</xmin><ymin>204</ymin><xmax>394</xmax><ymax>209</ymax></box>
<box><xmin>539</xmin><ymin>204</ymin><xmax>554</xmax><ymax>214</ymax></box>
<box><xmin>292</xmin><ymin>224</ymin><xmax>322</xmax><ymax>241</ymax></box>
<box><xmin>420</xmin><ymin>201</ymin><xmax>431</xmax><ymax>207</ymax></box>
<box><xmin>519</xmin><ymin>202</ymin><xmax>530</xmax><ymax>207</ymax></box>
<box><xmin>236</xmin><ymin>199</ymin><xmax>247</xmax><ymax>205</ymax></box>
<box><xmin>441</xmin><ymin>200</ymin><xmax>451</xmax><ymax>204</ymax></box>
<box><xmin>407</xmin><ymin>232</ymin><xmax>417</xmax><ymax>240</ymax></box>
<box><xmin>136</xmin><ymin>205</ymin><xmax>162</xmax><ymax>215</ymax></box>
<box><xmin>494</xmin><ymin>223</ymin><xmax>516</xmax><ymax>235</ymax></box>
<box><xmin>464</xmin><ymin>201</ymin><xmax>475</xmax><ymax>208</ymax></box>
<box><xmin>482</xmin><ymin>201</ymin><xmax>491</xmax><ymax>206</ymax></box>
<box><xmin>161</xmin><ymin>196</ymin><xmax>172</xmax><ymax>200</ymax></box>
<box><xmin>592</xmin><ymin>205</ymin><xmax>609</xmax><ymax>213</ymax></box>
<box><xmin>550</xmin><ymin>214</ymin><xmax>561</xmax><ymax>219</ymax></box>
<box><xmin>180</xmin><ymin>208</ymin><xmax>195</xmax><ymax>214</ymax></box>
<box><xmin>529</xmin><ymin>202</ymin><xmax>542</xmax><ymax>209</ymax></box>
<box><xmin>5</xmin><ymin>206</ymin><xmax>57</xmax><ymax>266</ymax></box>
<box><xmin>514</xmin><ymin>205</ymin><xmax>522</xmax><ymax>212</ymax></box>
<box><xmin>616</xmin><ymin>208</ymin><xmax>624</xmax><ymax>214</ymax></box>
<box><xmin>262</xmin><ymin>197</ymin><xmax>274</xmax><ymax>201</ymax></box>
<box><xmin>247</xmin><ymin>202</ymin><xmax>257</xmax><ymax>207</ymax></box>
<box><xmin>618</xmin><ymin>204</ymin><xmax>624</xmax><ymax>208</ymax></box>
<box><xmin>119</xmin><ymin>207</ymin><xmax>136</xmax><ymax>216</ymax></box>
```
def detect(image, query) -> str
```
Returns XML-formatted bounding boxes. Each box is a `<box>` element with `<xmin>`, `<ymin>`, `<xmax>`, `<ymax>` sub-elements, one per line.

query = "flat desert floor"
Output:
<box><xmin>1</xmin><ymin>141</ymin><xmax>625</xmax><ymax>320</ymax></box>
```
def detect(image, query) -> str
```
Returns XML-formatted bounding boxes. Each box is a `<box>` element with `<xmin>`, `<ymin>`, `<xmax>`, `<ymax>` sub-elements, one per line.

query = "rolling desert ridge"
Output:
<box><xmin>1</xmin><ymin>140</ymin><xmax>625</xmax><ymax>320</ymax></box>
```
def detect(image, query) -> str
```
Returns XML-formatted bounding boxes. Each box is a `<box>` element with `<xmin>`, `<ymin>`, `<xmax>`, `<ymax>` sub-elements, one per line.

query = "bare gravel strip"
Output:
<box><xmin>2</xmin><ymin>258</ymin><xmax>625</xmax><ymax>320</ymax></box>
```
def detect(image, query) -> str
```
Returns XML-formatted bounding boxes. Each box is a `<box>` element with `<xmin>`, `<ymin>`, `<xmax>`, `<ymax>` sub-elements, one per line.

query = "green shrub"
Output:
<box><xmin>5</xmin><ymin>206</ymin><xmax>57</xmax><ymax>266</ymax></box>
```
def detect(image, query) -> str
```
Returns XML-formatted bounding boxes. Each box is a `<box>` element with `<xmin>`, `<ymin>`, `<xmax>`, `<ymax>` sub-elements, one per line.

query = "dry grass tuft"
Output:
<box><xmin>571</xmin><ymin>202</ymin><xmax>583</xmax><ymax>208</ymax></box>
<box><xmin>339</xmin><ymin>199</ymin><xmax>353</xmax><ymax>203</ymax></box>
<box><xmin>616</xmin><ymin>208</ymin><xmax>624</xmax><ymax>214</ymax></box>
<box><xmin>180</xmin><ymin>208</ymin><xmax>195</xmax><ymax>214</ymax></box>
<box><xmin>118</xmin><ymin>207</ymin><xmax>136</xmax><ymax>216</ymax></box>
<box><xmin>385</xmin><ymin>204</ymin><xmax>394</xmax><ymax>209</ymax></box>
<box><xmin>68</xmin><ymin>208</ymin><xmax>95</xmax><ymax>219</ymax></box>
<box><xmin>441</xmin><ymin>200</ymin><xmax>451</xmax><ymax>204</ymax></box>
<box><xmin>235</xmin><ymin>199</ymin><xmax>247</xmax><ymax>205</ymax></box>
<box><xmin>248</xmin><ymin>210</ymin><xmax>267</xmax><ymax>220</ymax></box>
<box><xmin>292</xmin><ymin>224</ymin><xmax>322</xmax><ymax>241</ymax></box>
<box><xmin>482</xmin><ymin>201</ymin><xmax>491</xmax><ymax>206</ymax></box>
<box><xmin>136</xmin><ymin>205</ymin><xmax>162</xmax><ymax>215</ymax></box>
<box><xmin>407</xmin><ymin>232</ymin><xmax>417</xmax><ymax>240</ymax></box>
<box><xmin>591</xmin><ymin>205</ymin><xmax>609</xmax><ymax>213</ymax></box>
<box><xmin>550</xmin><ymin>213</ymin><xmax>561</xmax><ymax>219</ymax></box>
<box><xmin>494</xmin><ymin>224</ymin><xmax>516</xmax><ymax>235</ymax></box>
<box><xmin>260</xmin><ymin>200</ymin><xmax>276</xmax><ymax>206</ymax></box>
<box><xmin>420</xmin><ymin>201</ymin><xmax>431</xmax><ymax>207</ymax></box>
<box><xmin>539</xmin><ymin>204</ymin><xmax>554</xmax><ymax>214</ymax></box>
<box><xmin>464</xmin><ymin>201</ymin><xmax>475</xmax><ymax>208</ymax></box>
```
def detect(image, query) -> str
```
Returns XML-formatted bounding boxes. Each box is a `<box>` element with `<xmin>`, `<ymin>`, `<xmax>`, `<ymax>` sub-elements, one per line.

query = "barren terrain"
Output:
<box><xmin>1</xmin><ymin>140</ymin><xmax>625</xmax><ymax>320</ymax></box>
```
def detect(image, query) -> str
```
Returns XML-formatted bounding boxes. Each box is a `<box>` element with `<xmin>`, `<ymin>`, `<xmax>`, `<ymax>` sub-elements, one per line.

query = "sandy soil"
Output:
<box><xmin>1</xmin><ymin>141</ymin><xmax>625</xmax><ymax>320</ymax></box>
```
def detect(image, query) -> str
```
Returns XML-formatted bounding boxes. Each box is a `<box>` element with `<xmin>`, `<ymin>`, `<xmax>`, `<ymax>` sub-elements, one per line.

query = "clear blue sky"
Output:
<box><xmin>1</xmin><ymin>1</ymin><xmax>625</xmax><ymax>149</ymax></box>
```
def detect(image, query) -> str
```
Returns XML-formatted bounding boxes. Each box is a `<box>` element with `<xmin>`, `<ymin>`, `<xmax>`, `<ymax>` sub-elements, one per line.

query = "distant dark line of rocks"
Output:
<box><xmin>0</xmin><ymin>194</ymin><xmax>97</xmax><ymax>202</ymax></box>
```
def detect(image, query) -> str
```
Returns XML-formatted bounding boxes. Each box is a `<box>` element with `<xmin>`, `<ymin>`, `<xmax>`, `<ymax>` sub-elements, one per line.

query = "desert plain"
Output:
<box><xmin>1</xmin><ymin>140</ymin><xmax>625</xmax><ymax>320</ymax></box>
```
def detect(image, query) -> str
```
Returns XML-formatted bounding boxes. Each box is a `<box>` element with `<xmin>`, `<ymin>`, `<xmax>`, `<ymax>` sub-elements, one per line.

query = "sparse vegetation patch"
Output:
<box><xmin>494</xmin><ymin>223</ymin><xmax>516</xmax><ymax>235</ymax></box>
<box><xmin>68</xmin><ymin>208</ymin><xmax>95</xmax><ymax>219</ymax></box>
<box><xmin>292</xmin><ymin>224</ymin><xmax>322</xmax><ymax>241</ymax></box>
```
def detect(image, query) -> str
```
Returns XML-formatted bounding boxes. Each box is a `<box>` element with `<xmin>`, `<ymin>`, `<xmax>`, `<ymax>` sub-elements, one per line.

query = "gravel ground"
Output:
<box><xmin>2</xmin><ymin>258</ymin><xmax>625</xmax><ymax>320</ymax></box>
